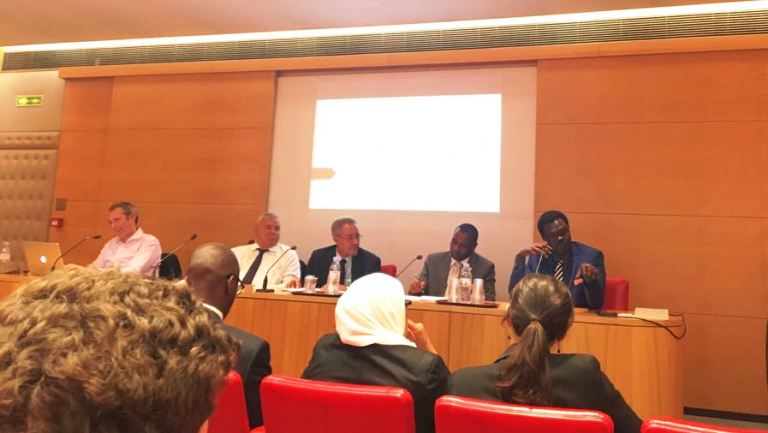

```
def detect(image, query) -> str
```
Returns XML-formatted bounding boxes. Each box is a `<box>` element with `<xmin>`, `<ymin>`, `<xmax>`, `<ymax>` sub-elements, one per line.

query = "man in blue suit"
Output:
<box><xmin>508</xmin><ymin>210</ymin><xmax>604</xmax><ymax>309</ymax></box>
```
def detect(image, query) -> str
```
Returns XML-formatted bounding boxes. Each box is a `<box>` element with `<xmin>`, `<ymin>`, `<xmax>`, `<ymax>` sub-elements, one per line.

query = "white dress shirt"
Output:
<box><xmin>92</xmin><ymin>228</ymin><xmax>162</xmax><ymax>277</ymax></box>
<box><xmin>231</xmin><ymin>242</ymin><xmax>300</xmax><ymax>289</ymax></box>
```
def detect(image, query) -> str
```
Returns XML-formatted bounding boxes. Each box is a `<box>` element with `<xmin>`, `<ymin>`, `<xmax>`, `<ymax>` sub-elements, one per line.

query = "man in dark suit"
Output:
<box><xmin>508</xmin><ymin>210</ymin><xmax>604</xmax><ymax>309</ymax></box>
<box><xmin>408</xmin><ymin>223</ymin><xmax>496</xmax><ymax>301</ymax></box>
<box><xmin>307</xmin><ymin>217</ymin><xmax>381</xmax><ymax>287</ymax></box>
<box><xmin>186</xmin><ymin>243</ymin><xmax>272</xmax><ymax>429</ymax></box>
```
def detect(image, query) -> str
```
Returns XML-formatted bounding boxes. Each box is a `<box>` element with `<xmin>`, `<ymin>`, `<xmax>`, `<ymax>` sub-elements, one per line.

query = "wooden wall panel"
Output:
<box><xmin>52</xmin><ymin>71</ymin><xmax>277</xmax><ymax>272</ymax></box>
<box><xmin>537</xmin><ymin>52</ymin><xmax>768</xmax><ymax>415</ymax></box>
<box><xmin>101</xmin><ymin>129</ymin><xmax>272</xmax><ymax>205</ymax></box>
<box><xmin>109</xmin><ymin>72</ymin><xmax>276</xmax><ymax>130</ymax></box>
<box><xmin>54</xmin><ymin>131</ymin><xmax>108</xmax><ymax>201</ymax></box>
<box><xmin>536</xmin><ymin>123</ymin><xmax>768</xmax><ymax>217</ymax></box>
<box><xmin>60</xmin><ymin>77</ymin><xmax>113</xmax><ymax>131</ymax></box>
<box><xmin>566</xmin><ymin>213</ymin><xmax>767</xmax><ymax>318</ymax></box>
<box><xmin>682</xmin><ymin>314</ymin><xmax>768</xmax><ymax>414</ymax></box>
<box><xmin>539</xmin><ymin>51</ymin><xmax>768</xmax><ymax>125</ymax></box>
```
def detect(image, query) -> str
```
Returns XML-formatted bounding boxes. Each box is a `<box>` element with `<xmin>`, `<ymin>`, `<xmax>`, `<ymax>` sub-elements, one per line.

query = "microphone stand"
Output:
<box><xmin>258</xmin><ymin>245</ymin><xmax>298</xmax><ymax>292</ymax></box>
<box><xmin>51</xmin><ymin>234</ymin><xmax>102</xmax><ymax>271</ymax></box>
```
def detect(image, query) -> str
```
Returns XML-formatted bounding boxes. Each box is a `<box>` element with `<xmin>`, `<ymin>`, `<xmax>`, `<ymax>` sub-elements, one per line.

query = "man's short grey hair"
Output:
<box><xmin>256</xmin><ymin>212</ymin><xmax>280</xmax><ymax>224</ymax></box>
<box><xmin>108</xmin><ymin>201</ymin><xmax>139</xmax><ymax>224</ymax></box>
<box><xmin>331</xmin><ymin>217</ymin><xmax>357</xmax><ymax>236</ymax></box>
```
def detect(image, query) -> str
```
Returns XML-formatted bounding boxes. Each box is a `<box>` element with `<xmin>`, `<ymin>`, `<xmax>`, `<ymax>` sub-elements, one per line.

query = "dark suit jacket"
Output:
<box><xmin>302</xmin><ymin>333</ymin><xmax>450</xmax><ymax>433</ymax></box>
<box><xmin>417</xmin><ymin>251</ymin><xmax>496</xmax><ymax>301</ymax></box>
<box><xmin>449</xmin><ymin>348</ymin><xmax>641</xmax><ymax>433</ymax></box>
<box><xmin>508</xmin><ymin>241</ymin><xmax>605</xmax><ymax>309</ymax></box>
<box><xmin>209</xmin><ymin>312</ymin><xmax>272</xmax><ymax>429</ymax></box>
<box><xmin>306</xmin><ymin>245</ymin><xmax>381</xmax><ymax>287</ymax></box>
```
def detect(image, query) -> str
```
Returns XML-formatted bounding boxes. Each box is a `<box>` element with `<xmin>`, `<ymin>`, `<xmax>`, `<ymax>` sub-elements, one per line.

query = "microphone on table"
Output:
<box><xmin>395</xmin><ymin>255</ymin><xmax>423</xmax><ymax>278</ymax></box>
<box><xmin>51</xmin><ymin>234</ymin><xmax>102</xmax><ymax>271</ymax></box>
<box><xmin>153</xmin><ymin>233</ymin><xmax>198</xmax><ymax>277</ymax></box>
<box><xmin>260</xmin><ymin>245</ymin><xmax>298</xmax><ymax>291</ymax></box>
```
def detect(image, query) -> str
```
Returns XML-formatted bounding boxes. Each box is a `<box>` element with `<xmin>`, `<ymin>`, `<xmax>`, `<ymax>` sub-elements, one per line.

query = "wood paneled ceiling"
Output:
<box><xmin>0</xmin><ymin>0</ymin><xmax>744</xmax><ymax>47</ymax></box>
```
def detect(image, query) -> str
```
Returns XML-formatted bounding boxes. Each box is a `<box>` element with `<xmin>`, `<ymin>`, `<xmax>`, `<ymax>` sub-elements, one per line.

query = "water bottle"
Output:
<box><xmin>458</xmin><ymin>264</ymin><xmax>473</xmax><ymax>303</ymax></box>
<box><xmin>0</xmin><ymin>241</ymin><xmax>11</xmax><ymax>273</ymax></box>
<box><xmin>327</xmin><ymin>257</ymin><xmax>341</xmax><ymax>294</ymax></box>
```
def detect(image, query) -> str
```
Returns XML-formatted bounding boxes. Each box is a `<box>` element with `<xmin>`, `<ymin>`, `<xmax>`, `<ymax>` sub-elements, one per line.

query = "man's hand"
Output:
<box><xmin>283</xmin><ymin>276</ymin><xmax>300</xmax><ymax>289</ymax></box>
<box><xmin>575</xmin><ymin>263</ymin><xmax>599</xmax><ymax>283</ymax></box>
<box><xmin>516</xmin><ymin>242</ymin><xmax>552</xmax><ymax>258</ymax></box>
<box><xmin>408</xmin><ymin>279</ymin><xmax>425</xmax><ymax>295</ymax></box>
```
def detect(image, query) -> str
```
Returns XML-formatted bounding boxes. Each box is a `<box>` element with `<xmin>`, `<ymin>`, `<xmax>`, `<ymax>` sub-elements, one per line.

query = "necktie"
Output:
<box><xmin>242</xmin><ymin>248</ymin><xmax>268</xmax><ymax>284</ymax></box>
<box><xmin>554</xmin><ymin>259</ymin><xmax>565</xmax><ymax>282</ymax></box>
<box><xmin>340</xmin><ymin>258</ymin><xmax>348</xmax><ymax>285</ymax></box>
<box><xmin>446</xmin><ymin>261</ymin><xmax>461</xmax><ymax>290</ymax></box>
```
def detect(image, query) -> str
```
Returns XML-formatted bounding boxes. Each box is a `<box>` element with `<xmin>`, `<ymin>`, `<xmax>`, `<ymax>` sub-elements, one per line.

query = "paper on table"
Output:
<box><xmin>405</xmin><ymin>295</ymin><xmax>446</xmax><ymax>302</ymax></box>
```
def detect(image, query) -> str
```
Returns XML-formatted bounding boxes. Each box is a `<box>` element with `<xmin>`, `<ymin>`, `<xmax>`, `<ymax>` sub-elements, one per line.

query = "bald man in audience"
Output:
<box><xmin>231</xmin><ymin>212</ymin><xmax>300</xmax><ymax>290</ymax></box>
<box><xmin>186</xmin><ymin>243</ymin><xmax>272</xmax><ymax>428</ymax></box>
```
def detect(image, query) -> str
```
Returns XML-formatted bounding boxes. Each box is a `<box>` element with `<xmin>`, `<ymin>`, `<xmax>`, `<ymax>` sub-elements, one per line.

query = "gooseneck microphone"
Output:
<box><xmin>260</xmin><ymin>245</ymin><xmax>298</xmax><ymax>291</ymax></box>
<box><xmin>153</xmin><ymin>233</ymin><xmax>198</xmax><ymax>277</ymax></box>
<box><xmin>395</xmin><ymin>255</ymin><xmax>423</xmax><ymax>278</ymax></box>
<box><xmin>51</xmin><ymin>234</ymin><xmax>102</xmax><ymax>271</ymax></box>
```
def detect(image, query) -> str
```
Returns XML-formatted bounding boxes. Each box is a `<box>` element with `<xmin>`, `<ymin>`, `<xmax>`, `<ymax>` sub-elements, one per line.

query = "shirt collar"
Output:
<box><xmin>202</xmin><ymin>303</ymin><xmax>224</xmax><ymax>321</ymax></box>
<box><xmin>450</xmin><ymin>256</ymin><xmax>470</xmax><ymax>267</ymax></box>
<box><xmin>252</xmin><ymin>242</ymin><xmax>277</xmax><ymax>252</ymax></box>
<box><xmin>119</xmin><ymin>227</ymin><xmax>144</xmax><ymax>244</ymax></box>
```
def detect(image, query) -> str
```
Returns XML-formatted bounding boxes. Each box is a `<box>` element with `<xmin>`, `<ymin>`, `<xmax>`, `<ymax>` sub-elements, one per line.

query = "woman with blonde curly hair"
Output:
<box><xmin>0</xmin><ymin>266</ymin><xmax>238</xmax><ymax>433</ymax></box>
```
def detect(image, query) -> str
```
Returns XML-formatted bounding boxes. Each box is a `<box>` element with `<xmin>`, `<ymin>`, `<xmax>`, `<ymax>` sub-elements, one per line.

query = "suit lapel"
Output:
<box><xmin>567</xmin><ymin>243</ymin><xmax>581</xmax><ymax>287</ymax></box>
<box><xmin>351</xmin><ymin>250</ymin><xmax>363</xmax><ymax>281</ymax></box>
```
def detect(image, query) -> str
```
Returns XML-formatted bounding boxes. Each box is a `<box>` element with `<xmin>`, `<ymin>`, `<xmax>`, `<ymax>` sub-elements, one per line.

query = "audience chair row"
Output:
<box><xmin>207</xmin><ymin>374</ymin><xmax>761</xmax><ymax>433</ymax></box>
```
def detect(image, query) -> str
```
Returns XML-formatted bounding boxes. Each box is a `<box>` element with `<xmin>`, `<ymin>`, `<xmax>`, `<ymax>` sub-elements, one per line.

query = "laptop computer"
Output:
<box><xmin>21</xmin><ymin>241</ymin><xmax>64</xmax><ymax>276</ymax></box>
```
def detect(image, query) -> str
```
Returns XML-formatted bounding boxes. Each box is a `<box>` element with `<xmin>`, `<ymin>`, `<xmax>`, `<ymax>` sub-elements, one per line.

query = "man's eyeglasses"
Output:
<box><xmin>226</xmin><ymin>274</ymin><xmax>245</xmax><ymax>296</ymax></box>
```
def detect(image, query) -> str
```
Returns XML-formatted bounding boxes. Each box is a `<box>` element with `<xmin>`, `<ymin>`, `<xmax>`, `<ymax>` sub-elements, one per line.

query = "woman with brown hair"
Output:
<box><xmin>450</xmin><ymin>274</ymin><xmax>641</xmax><ymax>433</ymax></box>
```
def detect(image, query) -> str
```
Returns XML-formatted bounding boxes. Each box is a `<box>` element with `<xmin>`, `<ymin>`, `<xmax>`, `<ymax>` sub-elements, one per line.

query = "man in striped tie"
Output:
<box><xmin>507</xmin><ymin>210</ymin><xmax>605</xmax><ymax>309</ymax></box>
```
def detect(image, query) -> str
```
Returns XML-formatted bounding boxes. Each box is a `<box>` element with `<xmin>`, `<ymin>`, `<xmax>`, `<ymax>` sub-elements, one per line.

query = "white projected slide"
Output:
<box><xmin>309</xmin><ymin>94</ymin><xmax>501</xmax><ymax>212</ymax></box>
<box><xmin>270</xmin><ymin>66</ymin><xmax>537</xmax><ymax>300</ymax></box>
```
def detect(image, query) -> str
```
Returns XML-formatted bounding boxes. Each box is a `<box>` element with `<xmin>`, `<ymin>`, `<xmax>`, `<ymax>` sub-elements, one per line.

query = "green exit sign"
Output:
<box><xmin>16</xmin><ymin>95</ymin><xmax>43</xmax><ymax>107</ymax></box>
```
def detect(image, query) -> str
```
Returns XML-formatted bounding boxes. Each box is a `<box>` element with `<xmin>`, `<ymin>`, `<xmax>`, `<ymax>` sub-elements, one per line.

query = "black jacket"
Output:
<box><xmin>302</xmin><ymin>333</ymin><xmax>450</xmax><ymax>433</ymax></box>
<box><xmin>449</xmin><ymin>347</ymin><xmax>641</xmax><ymax>433</ymax></box>
<box><xmin>306</xmin><ymin>245</ymin><xmax>381</xmax><ymax>287</ymax></box>
<box><xmin>210</xmin><ymin>312</ymin><xmax>272</xmax><ymax>429</ymax></box>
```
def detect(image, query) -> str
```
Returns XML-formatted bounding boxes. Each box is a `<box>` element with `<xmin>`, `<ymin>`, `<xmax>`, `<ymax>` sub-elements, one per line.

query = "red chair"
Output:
<box><xmin>435</xmin><ymin>395</ymin><xmax>613</xmax><ymax>433</ymax></box>
<box><xmin>643</xmin><ymin>418</ymin><xmax>765</xmax><ymax>433</ymax></box>
<box><xmin>381</xmin><ymin>264</ymin><xmax>397</xmax><ymax>277</ymax></box>
<box><xmin>259</xmin><ymin>375</ymin><xmax>415</xmax><ymax>433</ymax></box>
<box><xmin>604</xmin><ymin>277</ymin><xmax>630</xmax><ymax>310</ymax></box>
<box><xmin>207</xmin><ymin>370</ymin><xmax>250</xmax><ymax>433</ymax></box>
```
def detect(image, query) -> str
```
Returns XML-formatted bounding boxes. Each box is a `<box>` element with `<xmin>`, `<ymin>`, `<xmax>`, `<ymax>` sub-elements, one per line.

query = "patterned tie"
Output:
<box><xmin>554</xmin><ymin>259</ymin><xmax>565</xmax><ymax>282</ymax></box>
<box><xmin>242</xmin><ymin>248</ymin><xmax>268</xmax><ymax>285</ymax></box>
<box><xmin>446</xmin><ymin>261</ymin><xmax>461</xmax><ymax>290</ymax></box>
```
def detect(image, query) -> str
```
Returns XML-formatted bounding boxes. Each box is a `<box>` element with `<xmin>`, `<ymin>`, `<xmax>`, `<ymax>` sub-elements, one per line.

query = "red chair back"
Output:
<box><xmin>643</xmin><ymin>418</ymin><xmax>765</xmax><ymax>433</ymax></box>
<box><xmin>208</xmin><ymin>370</ymin><xmax>250</xmax><ymax>433</ymax></box>
<box><xmin>260</xmin><ymin>375</ymin><xmax>415</xmax><ymax>433</ymax></box>
<box><xmin>381</xmin><ymin>264</ymin><xmax>398</xmax><ymax>277</ymax></box>
<box><xmin>435</xmin><ymin>395</ymin><xmax>613</xmax><ymax>433</ymax></box>
<box><xmin>604</xmin><ymin>277</ymin><xmax>630</xmax><ymax>310</ymax></box>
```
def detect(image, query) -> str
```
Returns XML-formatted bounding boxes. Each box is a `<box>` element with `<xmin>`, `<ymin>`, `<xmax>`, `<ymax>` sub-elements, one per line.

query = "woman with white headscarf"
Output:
<box><xmin>302</xmin><ymin>273</ymin><xmax>450</xmax><ymax>433</ymax></box>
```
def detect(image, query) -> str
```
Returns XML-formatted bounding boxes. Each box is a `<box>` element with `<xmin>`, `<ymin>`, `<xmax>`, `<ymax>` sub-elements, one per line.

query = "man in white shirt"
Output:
<box><xmin>231</xmin><ymin>212</ymin><xmax>300</xmax><ymax>290</ymax></box>
<box><xmin>92</xmin><ymin>201</ymin><xmax>162</xmax><ymax>276</ymax></box>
